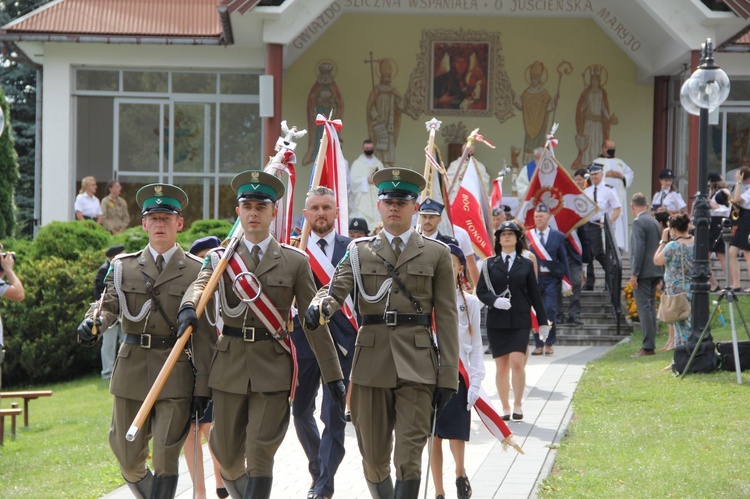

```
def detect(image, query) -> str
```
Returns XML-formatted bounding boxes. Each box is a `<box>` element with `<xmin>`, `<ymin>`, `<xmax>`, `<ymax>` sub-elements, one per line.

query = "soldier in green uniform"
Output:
<box><xmin>178</xmin><ymin>170</ymin><xmax>345</xmax><ymax>499</ymax></box>
<box><xmin>305</xmin><ymin>168</ymin><xmax>460</xmax><ymax>499</ymax></box>
<box><xmin>77</xmin><ymin>184</ymin><xmax>213</xmax><ymax>499</ymax></box>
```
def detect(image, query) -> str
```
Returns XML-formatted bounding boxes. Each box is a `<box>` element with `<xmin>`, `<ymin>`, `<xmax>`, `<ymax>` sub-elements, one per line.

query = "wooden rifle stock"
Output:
<box><xmin>126</xmin><ymin>233</ymin><xmax>241</xmax><ymax>442</ymax></box>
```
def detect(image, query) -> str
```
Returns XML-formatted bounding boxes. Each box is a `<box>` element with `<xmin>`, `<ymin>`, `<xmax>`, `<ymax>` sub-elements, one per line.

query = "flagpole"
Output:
<box><xmin>421</xmin><ymin>118</ymin><xmax>442</xmax><ymax>201</ymax></box>
<box><xmin>299</xmin><ymin>117</ymin><xmax>331</xmax><ymax>252</ymax></box>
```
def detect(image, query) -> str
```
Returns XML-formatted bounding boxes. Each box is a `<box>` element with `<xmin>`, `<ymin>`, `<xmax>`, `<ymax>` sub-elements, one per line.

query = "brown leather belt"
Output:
<box><xmin>124</xmin><ymin>333</ymin><xmax>177</xmax><ymax>349</ymax></box>
<box><xmin>222</xmin><ymin>325</ymin><xmax>274</xmax><ymax>342</ymax></box>
<box><xmin>362</xmin><ymin>313</ymin><xmax>431</xmax><ymax>327</ymax></box>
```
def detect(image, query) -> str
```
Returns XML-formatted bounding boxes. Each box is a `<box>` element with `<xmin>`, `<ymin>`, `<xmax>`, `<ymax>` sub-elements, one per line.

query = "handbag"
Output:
<box><xmin>657</xmin><ymin>243</ymin><xmax>691</xmax><ymax>324</ymax></box>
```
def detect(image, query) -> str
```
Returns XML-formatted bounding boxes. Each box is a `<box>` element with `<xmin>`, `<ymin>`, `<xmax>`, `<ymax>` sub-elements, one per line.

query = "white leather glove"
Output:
<box><xmin>538</xmin><ymin>325</ymin><xmax>551</xmax><ymax>342</ymax></box>
<box><xmin>562</xmin><ymin>288</ymin><xmax>573</xmax><ymax>297</ymax></box>
<box><xmin>466</xmin><ymin>384</ymin><xmax>481</xmax><ymax>411</ymax></box>
<box><xmin>493</xmin><ymin>297</ymin><xmax>511</xmax><ymax>310</ymax></box>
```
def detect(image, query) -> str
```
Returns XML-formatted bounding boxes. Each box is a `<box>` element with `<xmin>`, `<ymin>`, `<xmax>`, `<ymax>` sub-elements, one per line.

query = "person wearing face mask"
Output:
<box><xmin>349</xmin><ymin>139</ymin><xmax>383</xmax><ymax>229</ymax></box>
<box><xmin>600</xmin><ymin>140</ymin><xmax>633</xmax><ymax>251</ymax></box>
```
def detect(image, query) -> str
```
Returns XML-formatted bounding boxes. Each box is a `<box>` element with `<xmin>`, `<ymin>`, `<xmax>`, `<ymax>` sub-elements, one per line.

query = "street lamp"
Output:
<box><xmin>680</xmin><ymin>39</ymin><xmax>730</xmax><ymax>343</ymax></box>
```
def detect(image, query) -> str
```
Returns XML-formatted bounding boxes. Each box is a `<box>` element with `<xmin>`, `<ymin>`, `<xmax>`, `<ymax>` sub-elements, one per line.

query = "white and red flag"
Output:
<box><xmin>449</xmin><ymin>157</ymin><xmax>493</xmax><ymax>258</ymax></box>
<box><xmin>314</xmin><ymin>115</ymin><xmax>349</xmax><ymax>234</ymax></box>
<box><xmin>516</xmin><ymin>128</ymin><xmax>598</xmax><ymax>249</ymax></box>
<box><xmin>490</xmin><ymin>176</ymin><xmax>503</xmax><ymax>211</ymax></box>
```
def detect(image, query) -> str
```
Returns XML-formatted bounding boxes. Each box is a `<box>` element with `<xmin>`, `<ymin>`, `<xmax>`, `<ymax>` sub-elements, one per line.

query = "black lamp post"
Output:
<box><xmin>680</xmin><ymin>39</ymin><xmax>730</xmax><ymax>340</ymax></box>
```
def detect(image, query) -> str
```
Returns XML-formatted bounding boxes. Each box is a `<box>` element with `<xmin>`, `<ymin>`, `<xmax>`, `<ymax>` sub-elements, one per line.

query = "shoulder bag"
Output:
<box><xmin>657</xmin><ymin>243</ymin><xmax>691</xmax><ymax>324</ymax></box>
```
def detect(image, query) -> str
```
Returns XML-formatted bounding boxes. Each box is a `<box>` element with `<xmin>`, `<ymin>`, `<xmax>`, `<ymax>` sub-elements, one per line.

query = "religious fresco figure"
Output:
<box><xmin>514</xmin><ymin>61</ymin><xmax>559</xmax><ymax>164</ymax></box>
<box><xmin>573</xmin><ymin>64</ymin><xmax>618</xmax><ymax>168</ymax></box>
<box><xmin>433</xmin><ymin>45</ymin><xmax>488</xmax><ymax>111</ymax></box>
<box><xmin>302</xmin><ymin>60</ymin><xmax>344</xmax><ymax>166</ymax></box>
<box><xmin>366</xmin><ymin>58</ymin><xmax>402</xmax><ymax>167</ymax></box>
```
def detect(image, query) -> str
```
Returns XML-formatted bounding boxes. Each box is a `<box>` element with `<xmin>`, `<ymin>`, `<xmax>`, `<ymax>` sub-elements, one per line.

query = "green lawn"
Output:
<box><xmin>541</xmin><ymin>295</ymin><xmax>750</xmax><ymax>498</ymax></box>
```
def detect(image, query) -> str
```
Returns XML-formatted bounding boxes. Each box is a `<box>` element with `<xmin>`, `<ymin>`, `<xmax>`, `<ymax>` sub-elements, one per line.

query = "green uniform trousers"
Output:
<box><xmin>351</xmin><ymin>380</ymin><xmax>435</xmax><ymax>482</ymax></box>
<box><xmin>210</xmin><ymin>388</ymin><xmax>290</xmax><ymax>480</ymax></box>
<box><xmin>109</xmin><ymin>395</ymin><xmax>190</xmax><ymax>482</ymax></box>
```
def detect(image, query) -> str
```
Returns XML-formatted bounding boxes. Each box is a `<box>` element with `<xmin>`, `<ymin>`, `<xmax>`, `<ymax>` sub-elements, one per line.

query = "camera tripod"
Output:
<box><xmin>683</xmin><ymin>220</ymin><xmax>750</xmax><ymax>383</ymax></box>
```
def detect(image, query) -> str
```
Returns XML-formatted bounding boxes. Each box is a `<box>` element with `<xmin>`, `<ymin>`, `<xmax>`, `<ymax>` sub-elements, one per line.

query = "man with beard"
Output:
<box><xmin>292</xmin><ymin>186</ymin><xmax>356</xmax><ymax>499</ymax></box>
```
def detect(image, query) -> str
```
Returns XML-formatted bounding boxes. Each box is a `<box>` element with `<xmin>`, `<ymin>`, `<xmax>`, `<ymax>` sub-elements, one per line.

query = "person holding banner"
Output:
<box><xmin>526</xmin><ymin>203</ymin><xmax>570</xmax><ymax>355</ymax></box>
<box><xmin>305</xmin><ymin>168</ymin><xmax>459</xmax><ymax>499</ymax></box>
<box><xmin>477</xmin><ymin>221</ymin><xmax>549</xmax><ymax>420</ymax></box>
<box><xmin>77</xmin><ymin>184</ymin><xmax>213</xmax><ymax>499</ymax></box>
<box><xmin>292</xmin><ymin>186</ymin><xmax>356</xmax><ymax>499</ymax></box>
<box><xmin>430</xmin><ymin>244</ymin><xmax>484</xmax><ymax>499</ymax></box>
<box><xmin>179</xmin><ymin>171</ymin><xmax>345</xmax><ymax>499</ymax></box>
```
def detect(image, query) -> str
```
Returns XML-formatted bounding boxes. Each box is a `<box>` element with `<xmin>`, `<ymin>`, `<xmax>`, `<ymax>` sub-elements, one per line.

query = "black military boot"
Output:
<box><xmin>393</xmin><ymin>478</ymin><xmax>421</xmax><ymax>499</ymax></box>
<box><xmin>243</xmin><ymin>476</ymin><xmax>273</xmax><ymax>499</ymax></box>
<box><xmin>365</xmin><ymin>477</ymin><xmax>393</xmax><ymax>499</ymax></box>
<box><xmin>125</xmin><ymin>469</ymin><xmax>154</xmax><ymax>499</ymax></box>
<box><xmin>150</xmin><ymin>475</ymin><xmax>178</xmax><ymax>499</ymax></box>
<box><xmin>223</xmin><ymin>474</ymin><xmax>249</xmax><ymax>499</ymax></box>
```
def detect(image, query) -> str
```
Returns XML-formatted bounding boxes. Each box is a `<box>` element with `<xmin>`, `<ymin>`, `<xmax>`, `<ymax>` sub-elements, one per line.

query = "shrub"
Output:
<box><xmin>30</xmin><ymin>220</ymin><xmax>111</xmax><ymax>260</ymax></box>
<box><xmin>112</xmin><ymin>225</ymin><xmax>149</xmax><ymax>253</ymax></box>
<box><xmin>1</xmin><ymin>251</ymin><xmax>101</xmax><ymax>386</ymax></box>
<box><xmin>178</xmin><ymin>218</ymin><xmax>234</xmax><ymax>248</ymax></box>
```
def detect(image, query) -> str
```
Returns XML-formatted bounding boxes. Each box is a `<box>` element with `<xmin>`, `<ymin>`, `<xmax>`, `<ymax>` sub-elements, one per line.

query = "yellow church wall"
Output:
<box><xmin>283</xmin><ymin>12</ymin><xmax>653</xmax><ymax>225</ymax></box>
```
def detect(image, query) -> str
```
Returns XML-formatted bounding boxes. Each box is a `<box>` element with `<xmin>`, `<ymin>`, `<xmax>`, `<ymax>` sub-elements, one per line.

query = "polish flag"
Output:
<box><xmin>491</xmin><ymin>176</ymin><xmax>503</xmax><ymax>211</ymax></box>
<box><xmin>315</xmin><ymin>115</ymin><xmax>349</xmax><ymax>235</ymax></box>
<box><xmin>449</xmin><ymin>157</ymin><xmax>493</xmax><ymax>258</ymax></box>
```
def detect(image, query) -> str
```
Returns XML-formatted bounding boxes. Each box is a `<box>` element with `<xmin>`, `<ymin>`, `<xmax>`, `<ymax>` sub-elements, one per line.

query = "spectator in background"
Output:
<box><xmin>372</xmin><ymin>221</ymin><xmax>384</xmax><ymax>236</ymax></box>
<box><xmin>708</xmin><ymin>172</ymin><xmax>730</xmax><ymax>291</ymax></box>
<box><xmin>348</xmin><ymin>217</ymin><xmax>370</xmax><ymax>239</ymax></box>
<box><xmin>183</xmin><ymin>235</ymin><xmax>226</xmax><ymax>499</ymax></box>
<box><xmin>653</xmin><ymin>211</ymin><xmax>675</xmax><ymax>351</ymax></box>
<box><xmin>74</xmin><ymin>176</ymin><xmax>103</xmax><ymax>223</ymax></box>
<box><xmin>573</xmin><ymin>168</ymin><xmax>589</xmax><ymax>190</ymax></box>
<box><xmin>653</xmin><ymin>213</ymin><xmax>694</xmax><ymax>349</ymax></box>
<box><xmin>491</xmin><ymin>207</ymin><xmax>504</xmax><ymax>232</ymax></box>
<box><xmin>729</xmin><ymin>166</ymin><xmax>750</xmax><ymax>292</ymax></box>
<box><xmin>651</xmin><ymin>168</ymin><xmax>686</xmax><ymax>215</ymax></box>
<box><xmin>101</xmin><ymin>180</ymin><xmax>130</xmax><ymax>234</ymax></box>
<box><xmin>628</xmin><ymin>193</ymin><xmax>663</xmax><ymax>357</ymax></box>
<box><xmin>0</xmin><ymin>246</ymin><xmax>24</xmax><ymax>388</ymax></box>
<box><xmin>96</xmin><ymin>244</ymin><xmax>126</xmax><ymax>380</ymax></box>
<box><xmin>349</xmin><ymin>139</ymin><xmax>382</xmax><ymax>229</ymax></box>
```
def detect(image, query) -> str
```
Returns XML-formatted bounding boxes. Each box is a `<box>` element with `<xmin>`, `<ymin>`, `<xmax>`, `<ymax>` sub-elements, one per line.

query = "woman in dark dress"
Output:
<box><xmin>477</xmin><ymin>221</ymin><xmax>548</xmax><ymax>420</ymax></box>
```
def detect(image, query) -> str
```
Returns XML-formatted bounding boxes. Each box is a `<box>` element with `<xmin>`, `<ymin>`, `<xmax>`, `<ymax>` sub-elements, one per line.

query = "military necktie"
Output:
<box><xmin>392</xmin><ymin>237</ymin><xmax>402</xmax><ymax>260</ymax></box>
<box><xmin>156</xmin><ymin>254</ymin><xmax>165</xmax><ymax>274</ymax></box>
<box><xmin>539</xmin><ymin>231</ymin><xmax>546</xmax><ymax>247</ymax></box>
<box><xmin>505</xmin><ymin>254</ymin><xmax>511</xmax><ymax>271</ymax></box>
<box><xmin>594</xmin><ymin>185</ymin><xmax>598</xmax><ymax>204</ymax></box>
<box><xmin>317</xmin><ymin>238</ymin><xmax>328</xmax><ymax>261</ymax></box>
<box><xmin>250</xmin><ymin>245</ymin><xmax>261</xmax><ymax>269</ymax></box>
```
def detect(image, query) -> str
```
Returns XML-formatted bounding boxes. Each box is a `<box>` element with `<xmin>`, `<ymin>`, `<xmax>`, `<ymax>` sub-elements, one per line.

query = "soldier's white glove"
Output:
<box><xmin>493</xmin><ymin>297</ymin><xmax>511</xmax><ymax>310</ymax></box>
<box><xmin>466</xmin><ymin>383</ymin><xmax>481</xmax><ymax>411</ymax></box>
<box><xmin>538</xmin><ymin>325</ymin><xmax>551</xmax><ymax>342</ymax></box>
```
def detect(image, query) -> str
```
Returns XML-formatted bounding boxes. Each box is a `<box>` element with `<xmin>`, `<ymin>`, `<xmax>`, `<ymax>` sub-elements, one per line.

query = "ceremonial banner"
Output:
<box><xmin>266</xmin><ymin>153</ymin><xmax>296</xmax><ymax>245</ymax></box>
<box><xmin>516</xmin><ymin>140</ymin><xmax>598</xmax><ymax>243</ymax></box>
<box><xmin>491</xmin><ymin>175</ymin><xmax>503</xmax><ymax>210</ymax></box>
<box><xmin>450</xmin><ymin>157</ymin><xmax>493</xmax><ymax>258</ymax></box>
<box><xmin>314</xmin><ymin>115</ymin><xmax>349</xmax><ymax>235</ymax></box>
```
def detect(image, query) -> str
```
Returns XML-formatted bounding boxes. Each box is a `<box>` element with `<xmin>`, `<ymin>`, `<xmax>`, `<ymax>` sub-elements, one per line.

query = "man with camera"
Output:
<box><xmin>0</xmin><ymin>248</ymin><xmax>24</xmax><ymax>386</ymax></box>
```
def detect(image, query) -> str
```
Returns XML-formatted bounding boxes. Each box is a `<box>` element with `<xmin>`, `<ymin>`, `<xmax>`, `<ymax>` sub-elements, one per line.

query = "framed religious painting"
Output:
<box><xmin>403</xmin><ymin>28</ymin><xmax>514</xmax><ymax>122</ymax></box>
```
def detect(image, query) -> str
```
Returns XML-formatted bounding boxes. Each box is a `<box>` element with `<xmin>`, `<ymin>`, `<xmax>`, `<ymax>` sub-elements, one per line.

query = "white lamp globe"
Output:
<box><xmin>680</xmin><ymin>77</ymin><xmax>701</xmax><ymax>116</ymax></box>
<box><xmin>685</xmin><ymin>66</ymin><xmax>730</xmax><ymax>110</ymax></box>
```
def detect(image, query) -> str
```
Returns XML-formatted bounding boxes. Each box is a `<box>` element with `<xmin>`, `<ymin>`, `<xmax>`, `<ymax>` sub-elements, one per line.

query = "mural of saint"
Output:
<box><xmin>302</xmin><ymin>60</ymin><xmax>344</xmax><ymax>166</ymax></box>
<box><xmin>433</xmin><ymin>44</ymin><xmax>488</xmax><ymax>111</ymax></box>
<box><xmin>366</xmin><ymin>58</ymin><xmax>402</xmax><ymax>167</ymax></box>
<box><xmin>514</xmin><ymin>61</ymin><xmax>559</xmax><ymax>164</ymax></box>
<box><xmin>573</xmin><ymin>64</ymin><xmax>618</xmax><ymax>168</ymax></box>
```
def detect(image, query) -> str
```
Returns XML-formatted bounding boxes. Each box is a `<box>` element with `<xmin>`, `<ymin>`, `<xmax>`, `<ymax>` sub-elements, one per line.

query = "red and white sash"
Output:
<box><xmin>217</xmin><ymin>248</ymin><xmax>299</xmax><ymax>401</ymax></box>
<box><xmin>526</xmin><ymin>230</ymin><xmax>572</xmax><ymax>293</ymax></box>
<box><xmin>306</xmin><ymin>241</ymin><xmax>358</xmax><ymax>332</ymax></box>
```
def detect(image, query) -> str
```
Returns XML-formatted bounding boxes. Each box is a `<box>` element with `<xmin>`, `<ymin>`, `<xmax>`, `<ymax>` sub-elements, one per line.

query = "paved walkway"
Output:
<box><xmin>104</xmin><ymin>345</ymin><xmax>612</xmax><ymax>499</ymax></box>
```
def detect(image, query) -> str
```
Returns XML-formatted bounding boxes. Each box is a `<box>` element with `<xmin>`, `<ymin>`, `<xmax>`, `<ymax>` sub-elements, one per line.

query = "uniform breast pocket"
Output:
<box><xmin>407</xmin><ymin>264</ymin><xmax>434</xmax><ymax>296</ymax></box>
<box><xmin>121</xmin><ymin>280</ymin><xmax>148</xmax><ymax>314</ymax></box>
<box><xmin>168</xmin><ymin>284</ymin><xmax>188</xmax><ymax>300</ymax></box>
<box><xmin>265</xmin><ymin>274</ymin><xmax>293</xmax><ymax>305</ymax></box>
<box><xmin>360</xmin><ymin>265</ymin><xmax>389</xmax><ymax>296</ymax></box>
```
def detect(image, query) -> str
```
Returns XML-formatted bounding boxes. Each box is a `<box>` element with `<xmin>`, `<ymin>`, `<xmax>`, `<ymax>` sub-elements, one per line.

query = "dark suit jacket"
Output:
<box><xmin>292</xmin><ymin>233</ymin><xmax>357</xmax><ymax>360</ymax></box>
<box><xmin>477</xmin><ymin>254</ymin><xmax>548</xmax><ymax>329</ymax></box>
<box><xmin>94</xmin><ymin>260</ymin><xmax>109</xmax><ymax>301</ymax></box>
<box><xmin>564</xmin><ymin>226</ymin><xmax>591</xmax><ymax>266</ymax></box>
<box><xmin>630</xmin><ymin>211</ymin><xmax>663</xmax><ymax>279</ymax></box>
<box><xmin>529</xmin><ymin>228</ymin><xmax>570</xmax><ymax>279</ymax></box>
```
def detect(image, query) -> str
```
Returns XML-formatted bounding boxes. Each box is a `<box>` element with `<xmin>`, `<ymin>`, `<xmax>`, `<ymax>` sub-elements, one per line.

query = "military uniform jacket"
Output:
<box><xmin>313</xmin><ymin>231</ymin><xmax>459</xmax><ymax>390</ymax></box>
<box><xmin>477</xmin><ymin>254</ymin><xmax>548</xmax><ymax>330</ymax></box>
<box><xmin>181</xmin><ymin>238</ymin><xmax>343</xmax><ymax>395</ymax></box>
<box><xmin>87</xmin><ymin>246</ymin><xmax>212</xmax><ymax>401</ymax></box>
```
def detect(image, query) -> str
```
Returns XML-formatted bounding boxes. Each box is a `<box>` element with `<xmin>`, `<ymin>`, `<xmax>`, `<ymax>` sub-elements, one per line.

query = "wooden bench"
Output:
<box><xmin>0</xmin><ymin>406</ymin><xmax>23</xmax><ymax>445</ymax></box>
<box><xmin>0</xmin><ymin>390</ymin><xmax>53</xmax><ymax>428</ymax></box>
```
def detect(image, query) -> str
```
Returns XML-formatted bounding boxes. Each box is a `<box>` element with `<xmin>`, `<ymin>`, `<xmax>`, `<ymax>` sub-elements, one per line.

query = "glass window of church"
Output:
<box><xmin>123</xmin><ymin>71</ymin><xmax>168</xmax><ymax>93</ymax></box>
<box><xmin>221</xmin><ymin>74</ymin><xmax>259</xmax><ymax>95</ymax></box>
<box><xmin>76</xmin><ymin>70</ymin><xmax>119</xmax><ymax>91</ymax></box>
<box><xmin>172</xmin><ymin>72</ymin><xmax>217</xmax><ymax>94</ymax></box>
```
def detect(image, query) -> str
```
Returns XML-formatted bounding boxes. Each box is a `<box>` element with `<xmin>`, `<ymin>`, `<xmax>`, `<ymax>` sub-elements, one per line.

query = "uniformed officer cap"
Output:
<box><xmin>495</xmin><ymin>221</ymin><xmax>522</xmax><ymax>238</ymax></box>
<box><xmin>491</xmin><ymin>207</ymin><xmax>502</xmax><ymax>217</ymax></box>
<box><xmin>659</xmin><ymin>168</ymin><xmax>675</xmax><ymax>179</ymax></box>
<box><xmin>189</xmin><ymin>236</ymin><xmax>222</xmax><ymax>256</ymax></box>
<box><xmin>105</xmin><ymin>244</ymin><xmax>125</xmax><ymax>258</ymax></box>
<box><xmin>349</xmin><ymin>217</ymin><xmax>370</xmax><ymax>234</ymax></box>
<box><xmin>588</xmin><ymin>158</ymin><xmax>606</xmax><ymax>174</ymax></box>
<box><xmin>447</xmin><ymin>243</ymin><xmax>466</xmax><ymax>267</ymax></box>
<box><xmin>136</xmin><ymin>183</ymin><xmax>188</xmax><ymax>216</ymax></box>
<box><xmin>418</xmin><ymin>197</ymin><xmax>444</xmax><ymax>215</ymax></box>
<box><xmin>535</xmin><ymin>203</ymin><xmax>550</xmax><ymax>214</ymax></box>
<box><xmin>232</xmin><ymin>170</ymin><xmax>285</xmax><ymax>203</ymax></box>
<box><xmin>373</xmin><ymin>168</ymin><xmax>426</xmax><ymax>201</ymax></box>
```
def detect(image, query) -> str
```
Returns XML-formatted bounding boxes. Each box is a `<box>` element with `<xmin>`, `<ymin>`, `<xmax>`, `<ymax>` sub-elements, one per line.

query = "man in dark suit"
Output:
<box><xmin>527</xmin><ymin>204</ymin><xmax>570</xmax><ymax>355</ymax></box>
<box><xmin>95</xmin><ymin>244</ymin><xmax>125</xmax><ymax>380</ymax></box>
<box><xmin>292</xmin><ymin>186</ymin><xmax>356</xmax><ymax>499</ymax></box>
<box><xmin>558</xmin><ymin>225</ymin><xmax>591</xmax><ymax>326</ymax></box>
<box><xmin>629</xmin><ymin>192</ymin><xmax>664</xmax><ymax>357</ymax></box>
